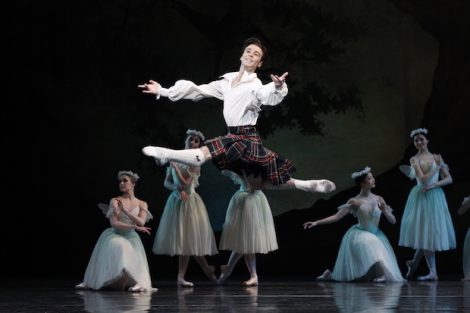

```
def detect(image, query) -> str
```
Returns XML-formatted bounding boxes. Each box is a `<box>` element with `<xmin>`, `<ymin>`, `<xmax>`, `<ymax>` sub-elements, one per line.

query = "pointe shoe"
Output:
<box><xmin>142</xmin><ymin>146</ymin><xmax>169</xmax><ymax>165</ymax></box>
<box><xmin>405</xmin><ymin>260</ymin><xmax>417</xmax><ymax>279</ymax></box>
<box><xmin>316</xmin><ymin>269</ymin><xmax>332</xmax><ymax>281</ymax></box>
<box><xmin>177</xmin><ymin>279</ymin><xmax>194</xmax><ymax>288</ymax></box>
<box><xmin>203</xmin><ymin>265</ymin><xmax>218</xmax><ymax>284</ymax></box>
<box><xmin>218</xmin><ymin>265</ymin><xmax>232</xmax><ymax>285</ymax></box>
<box><xmin>243</xmin><ymin>277</ymin><xmax>258</xmax><ymax>287</ymax></box>
<box><xmin>128</xmin><ymin>284</ymin><xmax>145</xmax><ymax>292</ymax></box>
<box><xmin>373</xmin><ymin>276</ymin><xmax>386</xmax><ymax>283</ymax></box>
<box><xmin>417</xmin><ymin>272</ymin><xmax>438</xmax><ymax>281</ymax></box>
<box><xmin>303</xmin><ymin>180</ymin><xmax>336</xmax><ymax>193</ymax></box>
<box><xmin>75</xmin><ymin>282</ymin><xmax>89</xmax><ymax>290</ymax></box>
<box><xmin>316</xmin><ymin>180</ymin><xmax>336</xmax><ymax>193</ymax></box>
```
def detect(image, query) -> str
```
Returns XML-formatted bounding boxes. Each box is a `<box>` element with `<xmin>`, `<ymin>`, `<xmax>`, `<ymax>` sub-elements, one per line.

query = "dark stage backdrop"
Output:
<box><xmin>4</xmin><ymin>0</ymin><xmax>469</xmax><ymax>281</ymax></box>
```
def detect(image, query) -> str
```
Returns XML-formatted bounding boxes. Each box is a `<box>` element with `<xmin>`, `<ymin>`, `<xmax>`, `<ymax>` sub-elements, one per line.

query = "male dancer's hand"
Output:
<box><xmin>271</xmin><ymin>72</ymin><xmax>288</xmax><ymax>89</ymax></box>
<box><xmin>138</xmin><ymin>80</ymin><xmax>160</xmax><ymax>95</ymax></box>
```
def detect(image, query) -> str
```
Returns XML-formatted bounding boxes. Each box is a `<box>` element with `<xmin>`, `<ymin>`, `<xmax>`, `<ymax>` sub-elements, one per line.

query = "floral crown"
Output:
<box><xmin>186</xmin><ymin>129</ymin><xmax>205</xmax><ymax>141</ymax></box>
<box><xmin>410</xmin><ymin>128</ymin><xmax>428</xmax><ymax>138</ymax></box>
<box><xmin>351</xmin><ymin>166</ymin><xmax>371</xmax><ymax>179</ymax></box>
<box><xmin>117</xmin><ymin>170</ymin><xmax>140</xmax><ymax>181</ymax></box>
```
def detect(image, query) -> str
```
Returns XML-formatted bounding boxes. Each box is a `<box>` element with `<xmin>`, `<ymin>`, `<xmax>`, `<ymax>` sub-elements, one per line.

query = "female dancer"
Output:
<box><xmin>138</xmin><ymin>37</ymin><xmax>335</xmax><ymax>194</ymax></box>
<box><xmin>76</xmin><ymin>171</ymin><xmax>154</xmax><ymax>292</ymax></box>
<box><xmin>458</xmin><ymin>195</ymin><xmax>470</xmax><ymax>281</ymax></box>
<box><xmin>217</xmin><ymin>169</ymin><xmax>278</xmax><ymax>286</ymax></box>
<box><xmin>399</xmin><ymin>128</ymin><xmax>456</xmax><ymax>281</ymax></box>
<box><xmin>303</xmin><ymin>167</ymin><xmax>405</xmax><ymax>282</ymax></box>
<box><xmin>152</xmin><ymin>129</ymin><xmax>218</xmax><ymax>287</ymax></box>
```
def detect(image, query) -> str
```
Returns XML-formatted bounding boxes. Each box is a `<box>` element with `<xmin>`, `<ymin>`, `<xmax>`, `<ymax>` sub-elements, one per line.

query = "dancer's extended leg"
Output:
<box><xmin>194</xmin><ymin>256</ymin><xmax>218</xmax><ymax>284</ymax></box>
<box><xmin>142</xmin><ymin>146</ymin><xmax>212</xmax><ymax>166</ymax></box>
<box><xmin>177</xmin><ymin>256</ymin><xmax>193</xmax><ymax>287</ymax></box>
<box><xmin>406</xmin><ymin>249</ymin><xmax>424</xmax><ymax>279</ymax></box>
<box><xmin>218</xmin><ymin>252</ymin><xmax>243</xmax><ymax>285</ymax></box>
<box><xmin>418</xmin><ymin>250</ymin><xmax>438</xmax><ymax>281</ymax></box>
<box><xmin>243</xmin><ymin>254</ymin><xmax>258</xmax><ymax>286</ymax></box>
<box><xmin>264</xmin><ymin>178</ymin><xmax>336</xmax><ymax>193</ymax></box>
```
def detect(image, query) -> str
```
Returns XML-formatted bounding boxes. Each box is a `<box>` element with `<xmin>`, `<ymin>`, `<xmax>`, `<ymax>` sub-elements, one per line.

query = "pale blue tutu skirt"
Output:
<box><xmin>399</xmin><ymin>185</ymin><xmax>456</xmax><ymax>251</ymax></box>
<box><xmin>331</xmin><ymin>225</ymin><xmax>405</xmax><ymax>282</ymax></box>
<box><xmin>83</xmin><ymin>228</ymin><xmax>152</xmax><ymax>290</ymax></box>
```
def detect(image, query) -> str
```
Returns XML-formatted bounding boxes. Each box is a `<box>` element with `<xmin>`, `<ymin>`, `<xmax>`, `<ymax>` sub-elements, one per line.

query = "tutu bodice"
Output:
<box><xmin>351</xmin><ymin>200</ymin><xmax>381</xmax><ymax>234</ymax></box>
<box><xmin>412</xmin><ymin>160</ymin><xmax>439</xmax><ymax>186</ymax></box>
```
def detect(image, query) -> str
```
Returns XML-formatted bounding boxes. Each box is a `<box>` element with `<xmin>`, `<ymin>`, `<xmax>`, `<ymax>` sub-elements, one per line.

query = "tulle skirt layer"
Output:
<box><xmin>83</xmin><ymin>228</ymin><xmax>152</xmax><ymax>290</ymax></box>
<box><xmin>219</xmin><ymin>190</ymin><xmax>278</xmax><ymax>254</ymax></box>
<box><xmin>399</xmin><ymin>185</ymin><xmax>456</xmax><ymax>251</ymax></box>
<box><xmin>331</xmin><ymin>225</ymin><xmax>405</xmax><ymax>282</ymax></box>
<box><xmin>153</xmin><ymin>191</ymin><xmax>217</xmax><ymax>256</ymax></box>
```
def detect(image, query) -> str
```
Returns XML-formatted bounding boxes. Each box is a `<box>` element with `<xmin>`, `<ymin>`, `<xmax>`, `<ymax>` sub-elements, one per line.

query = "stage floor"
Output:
<box><xmin>1</xmin><ymin>279</ymin><xmax>469</xmax><ymax>312</ymax></box>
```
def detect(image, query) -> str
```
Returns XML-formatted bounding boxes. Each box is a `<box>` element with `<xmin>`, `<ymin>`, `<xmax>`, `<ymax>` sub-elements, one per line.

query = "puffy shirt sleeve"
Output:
<box><xmin>159</xmin><ymin>79</ymin><xmax>224</xmax><ymax>102</ymax></box>
<box><xmin>254</xmin><ymin>82</ymin><xmax>288</xmax><ymax>107</ymax></box>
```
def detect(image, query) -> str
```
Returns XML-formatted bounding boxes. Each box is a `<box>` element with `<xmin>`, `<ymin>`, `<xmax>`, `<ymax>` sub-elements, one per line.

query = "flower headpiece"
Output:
<box><xmin>117</xmin><ymin>170</ymin><xmax>140</xmax><ymax>181</ymax></box>
<box><xmin>186</xmin><ymin>129</ymin><xmax>205</xmax><ymax>141</ymax></box>
<box><xmin>351</xmin><ymin>166</ymin><xmax>371</xmax><ymax>179</ymax></box>
<box><xmin>410</xmin><ymin>128</ymin><xmax>428</xmax><ymax>138</ymax></box>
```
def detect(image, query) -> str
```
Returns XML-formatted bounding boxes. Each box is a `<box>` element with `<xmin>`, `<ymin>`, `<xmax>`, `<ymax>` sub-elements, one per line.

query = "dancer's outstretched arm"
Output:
<box><xmin>303</xmin><ymin>206</ymin><xmax>349</xmax><ymax>229</ymax></box>
<box><xmin>138</xmin><ymin>79</ymin><xmax>223</xmax><ymax>102</ymax></box>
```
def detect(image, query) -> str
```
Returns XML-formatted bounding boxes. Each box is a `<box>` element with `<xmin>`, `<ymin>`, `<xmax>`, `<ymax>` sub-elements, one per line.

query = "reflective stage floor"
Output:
<box><xmin>1</xmin><ymin>279</ymin><xmax>469</xmax><ymax>312</ymax></box>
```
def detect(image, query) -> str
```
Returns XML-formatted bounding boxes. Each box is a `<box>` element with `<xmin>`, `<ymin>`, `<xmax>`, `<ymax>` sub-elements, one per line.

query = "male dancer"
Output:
<box><xmin>138</xmin><ymin>37</ymin><xmax>335</xmax><ymax>193</ymax></box>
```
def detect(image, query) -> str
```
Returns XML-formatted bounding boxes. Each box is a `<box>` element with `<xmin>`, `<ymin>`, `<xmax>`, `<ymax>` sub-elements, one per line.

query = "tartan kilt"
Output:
<box><xmin>205</xmin><ymin>126</ymin><xmax>296</xmax><ymax>185</ymax></box>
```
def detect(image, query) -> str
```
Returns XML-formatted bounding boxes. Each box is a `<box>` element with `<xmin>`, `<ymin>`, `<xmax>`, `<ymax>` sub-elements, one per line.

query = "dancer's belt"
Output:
<box><xmin>228</xmin><ymin>125</ymin><xmax>258</xmax><ymax>135</ymax></box>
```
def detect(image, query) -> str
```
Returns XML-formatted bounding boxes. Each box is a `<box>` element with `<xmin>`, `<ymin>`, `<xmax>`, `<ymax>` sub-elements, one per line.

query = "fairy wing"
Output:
<box><xmin>97</xmin><ymin>203</ymin><xmax>114</xmax><ymax>218</ymax></box>
<box><xmin>399</xmin><ymin>165</ymin><xmax>413</xmax><ymax>179</ymax></box>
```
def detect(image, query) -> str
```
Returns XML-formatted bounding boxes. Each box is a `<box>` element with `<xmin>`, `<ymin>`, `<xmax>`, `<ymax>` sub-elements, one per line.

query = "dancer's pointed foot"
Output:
<box><xmin>243</xmin><ymin>276</ymin><xmax>258</xmax><ymax>287</ymax></box>
<box><xmin>177</xmin><ymin>278</ymin><xmax>194</xmax><ymax>288</ymax></box>
<box><xmin>142</xmin><ymin>146</ymin><xmax>169</xmax><ymax>165</ymax></box>
<box><xmin>316</xmin><ymin>269</ymin><xmax>332</xmax><ymax>281</ymax></box>
<box><xmin>75</xmin><ymin>282</ymin><xmax>89</xmax><ymax>290</ymax></box>
<box><xmin>405</xmin><ymin>260</ymin><xmax>417</xmax><ymax>279</ymax></box>
<box><xmin>299</xmin><ymin>180</ymin><xmax>336</xmax><ymax>193</ymax></box>
<box><xmin>417</xmin><ymin>272</ymin><xmax>438</xmax><ymax>281</ymax></box>
<box><xmin>202</xmin><ymin>265</ymin><xmax>218</xmax><ymax>284</ymax></box>
<box><xmin>218</xmin><ymin>265</ymin><xmax>232</xmax><ymax>285</ymax></box>
<box><xmin>373</xmin><ymin>275</ymin><xmax>386</xmax><ymax>283</ymax></box>
<box><xmin>128</xmin><ymin>284</ymin><xmax>145</xmax><ymax>292</ymax></box>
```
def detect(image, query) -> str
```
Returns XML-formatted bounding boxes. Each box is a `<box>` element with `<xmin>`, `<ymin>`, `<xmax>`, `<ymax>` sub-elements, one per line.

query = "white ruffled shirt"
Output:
<box><xmin>158</xmin><ymin>71</ymin><xmax>288</xmax><ymax>127</ymax></box>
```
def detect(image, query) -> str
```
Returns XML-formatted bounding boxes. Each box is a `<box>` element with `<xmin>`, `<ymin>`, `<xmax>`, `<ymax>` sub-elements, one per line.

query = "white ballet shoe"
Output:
<box><xmin>202</xmin><ymin>265</ymin><xmax>218</xmax><ymax>284</ymax></box>
<box><xmin>128</xmin><ymin>284</ymin><xmax>145</xmax><ymax>292</ymax></box>
<box><xmin>314</xmin><ymin>180</ymin><xmax>336</xmax><ymax>193</ymax></box>
<box><xmin>299</xmin><ymin>180</ymin><xmax>336</xmax><ymax>193</ymax></box>
<box><xmin>218</xmin><ymin>265</ymin><xmax>232</xmax><ymax>285</ymax></box>
<box><xmin>177</xmin><ymin>278</ymin><xmax>194</xmax><ymax>288</ymax></box>
<box><xmin>373</xmin><ymin>276</ymin><xmax>386</xmax><ymax>283</ymax></box>
<box><xmin>75</xmin><ymin>282</ymin><xmax>89</xmax><ymax>290</ymax></box>
<box><xmin>316</xmin><ymin>269</ymin><xmax>332</xmax><ymax>281</ymax></box>
<box><xmin>417</xmin><ymin>272</ymin><xmax>438</xmax><ymax>281</ymax></box>
<box><xmin>142</xmin><ymin>146</ymin><xmax>169</xmax><ymax>165</ymax></box>
<box><xmin>243</xmin><ymin>277</ymin><xmax>258</xmax><ymax>287</ymax></box>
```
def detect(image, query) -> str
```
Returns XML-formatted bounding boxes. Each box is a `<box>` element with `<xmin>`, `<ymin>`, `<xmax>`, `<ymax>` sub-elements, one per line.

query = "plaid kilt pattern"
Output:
<box><xmin>205</xmin><ymin>126</ymin><xmax>296</xmax><ymax>185</ymax></box>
